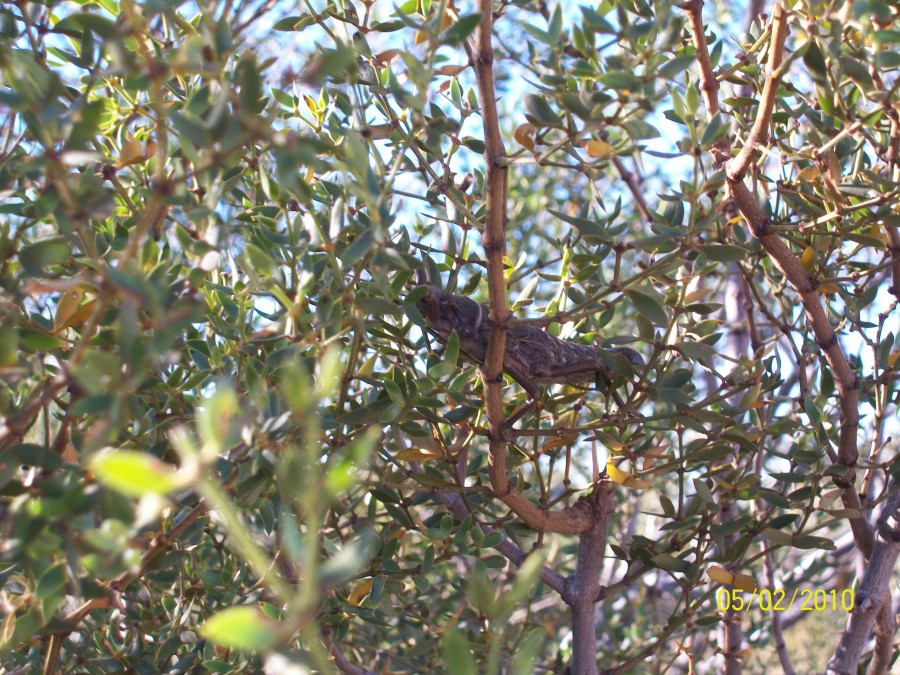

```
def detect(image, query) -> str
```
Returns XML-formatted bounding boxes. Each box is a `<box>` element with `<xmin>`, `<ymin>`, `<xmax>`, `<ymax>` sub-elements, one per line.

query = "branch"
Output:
<box><xmin>826</xmin><ymin>488</ymin><xmax>900</xmax><ymax>674</ymax></box>
<box><xmin>0</xmin><ymin>376</ymin><xmax>67</xmax><ymax>451</ymax></box>
<box><xmin>611</xmin><ymin>156</ymin><xmax>652</xmax><ymax>223</ymax></box>
<box><xmin>868</xmin><ymin>597</ymin><xmax>897</xmax><ymax>675</ymax></box>
<box><xmin>323</xmin><ymin>629</ymin><xmax>375</xmax><ymax>675</ymax></box>
<box><xmin>763</xmin><ymin>549</ymin><xmax>796</xmax><ymax>675</ymax></box>
<box><xmin>725</xmin><ymin>8</ymin><xmax>787</xmax><ymax>182</ymax></box>
<box><xmin>437</xmin><ymin>487</ymin><xmax>568</xmax><ymax>595</ymax></box>
<box><xmin>474</xmin><ymin>0</ymin><xmax>512</xmax><ymax>499</ymax></box>
<box><xmin>683</xmin><ymin>0</ymin><xmax>874</xmax><ymax>555</ymax></box>
<box><xmin>471</xmin><ymin>0</ymin><xmax>606</xmax><ymax>534</ymax></box>
<box><xmin>564</xmin><ymin>482</ymin><xmax>616</xmax><ymax>675</ymax></box>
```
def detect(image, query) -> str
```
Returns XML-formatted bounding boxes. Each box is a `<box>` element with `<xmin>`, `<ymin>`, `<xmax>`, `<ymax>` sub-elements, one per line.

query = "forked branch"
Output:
<box><xmin>472</xmin><ymin>0</ymin><xmax>611</xmax><ymax>534</ymax></box>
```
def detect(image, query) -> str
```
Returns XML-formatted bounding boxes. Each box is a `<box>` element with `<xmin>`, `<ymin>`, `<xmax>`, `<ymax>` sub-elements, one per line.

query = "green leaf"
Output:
<box><xmin>20</xmin><ymin>329</ymin><xmax>64</xmax><ymax>352</ymax></box>
<box><xmin>839</xmin><ymin>56</ymin><xmax>876</xmax><ymax>95</ymax></box>
<box><xmin>548</xmin><ymin>208</ymin><xmax>610</xmax><ymax>241</ymax></box>
<box><xmin>651</xmin><ymin>553</ymin><xmax>689</xmax><ymax>572</ymax></box>
<box><xmin>510</xmin><ymin>629</ymin><xmax>544</xmax><ymax>675</ymax></box>
<box><xmin>460</xmin><ymin>137</ymin><xmax>486</xmax><ymax>153</ymax></box>
<box><xmin>273</xmin><ymin>15</ymin><xmax>314</xmax><ymax>31</ymax></box>
<box><xmin>524</xmin><ymin>94</ymin><xmax>562</xmax><ymax>127</ymax></box>
<box><xmin>320</xmin><ymin>529</ymin><xmax>378</xmax><ymax>585</ymax></box>
<box><xmin>697</xmin><ymin>244</ymin><xmax>746</xmax><ymax>262</ymax></box>
<box><xmin>761</xmin><ymin>528</ymin><xmax>794</xmax><ymax>546</ymax></box>
<box><xmin>245</xmin><ymin>242</ymin><xmax>273</xmax><ymax>276</ymax></box>
<box><xmin>441</xmin><ymin>13</ymin><xmax>482</xmax><ymax>46</ymax></box>
<box><xmin>444</xmin><ymin>329</ymin><xmax>460</xmax><ymax>366</ymax></box>
<box><xmin>626</xmin><ymin>288</ymin><xmax>668</xmax><ymax>326</ymax></box>
<box><xmin>875</xmin><ymin>51</ymin><xmax>900</xmax><ymax>69</ymax></box>
<box><xmin>793</xmin><ymin>535</ymin><xmax>836</xmax><ymax>550</ymax></box>
<box><xmin>801</xmin><ymin>40</ymin><xmax>828</xmax><ymax>86</ymax></box>
<box><xmin>383</xmin><ymin>378</ymin><xmax>405</xmax><ymax>405</ymax></box>
<box><xmin>18</xmin><ymin>238</ymin><xmax>70</xmax><ymax>275</ymax></box>
<box><xmin>658</xmin><ymin>55</ymin><xmax>696</xmax><ymax>79</ymax></box>
<box><xmin>442</xmin><ymin>627</ymin><xmax>477</xmax><ymax>675</ymax></box>
<box><xmin>36</xmin><ymin>562</ymin><xmax>67</xmax><ymax>599</ymax></box>
<box><xmin>693</xmin><ymin>478</ymin><xmax>715</xmax><ymax>504</ymax></box>
<box><xmin>200</xmin><ymin>606</ymin><xmax>278</xmax><ymax>651</ymax></box>
<box><xmin>90</xmin><ymin>450</ymin><xmax>187</xmax><ymax>497</ymax></box>
<box><xmin>236</xmin><ymin>56</ymin><xmax>265</xmax><ymax>114</ymax></box>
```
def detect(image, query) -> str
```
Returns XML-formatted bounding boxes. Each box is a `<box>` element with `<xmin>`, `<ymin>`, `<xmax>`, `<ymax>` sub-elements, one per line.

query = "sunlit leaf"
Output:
<box><xmin>200</xmin><ymin>607</ymin><xmax>278</xmax><ymax>651</ymax></box>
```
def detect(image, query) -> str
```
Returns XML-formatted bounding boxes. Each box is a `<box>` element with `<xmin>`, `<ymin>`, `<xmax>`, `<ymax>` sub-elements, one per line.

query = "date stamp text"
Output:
<box><xmin>716</xmin><ymin>588</ymin><xmax>855</xmax><ymax>612</ymax></box>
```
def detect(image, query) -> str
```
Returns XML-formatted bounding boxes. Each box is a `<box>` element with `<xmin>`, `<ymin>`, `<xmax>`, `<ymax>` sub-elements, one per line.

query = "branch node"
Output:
<box><xmin>815</xmin><ymin>331</ymin><xmax>838</xmax><ymax>350</ymax></box>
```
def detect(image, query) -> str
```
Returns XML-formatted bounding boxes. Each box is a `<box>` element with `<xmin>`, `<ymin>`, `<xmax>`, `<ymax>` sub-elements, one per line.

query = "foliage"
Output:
<box><xmin>0</xmin><ymin>0</ymin><xmax>898</xmax><ymax>673</ymax></box>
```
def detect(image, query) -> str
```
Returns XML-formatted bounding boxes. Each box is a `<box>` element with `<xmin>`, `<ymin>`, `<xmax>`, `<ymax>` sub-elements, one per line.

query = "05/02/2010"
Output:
<box><xmin>716</xmin><ymin>587</ymin><xmax>855</xmax><ymax>612</ymax></box>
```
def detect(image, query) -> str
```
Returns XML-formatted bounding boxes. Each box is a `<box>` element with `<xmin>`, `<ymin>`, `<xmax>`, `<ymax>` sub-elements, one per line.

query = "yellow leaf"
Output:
<box><xmin>798</xmin><ymin>165</ymin><xmax>819</xmax><ymax>181</ymax></box>
<box><xmin>888</xmin><ymin>351</ymin><xmax>900</xmax><ymax>368</ymax></box>
<box><xmin>800</xmin><ymin>246</ymin><xmax>816</xmax><ymax>272</ymax></box>
<box><xmin>603</xmin><ymin>438</ymin><xmax>626</xmax><ymax>453</ymax></box>
<box><xmin>395</xmin><ymin>448</ymin><xmax>442</xmax><ymax>462</ymax></box>
<box><xmin>606</xmin><ymin>460</ymin><xmax>650</xmax><ymax>489</ymax></box>
<box><xmin>67</xmin><ymin>299</ymin><xmax>96</xmax><ymax>329</ymax></box>
<box><xmin>539</xmin><ymin>433</ymin><xmax>578</xmax><ymax>454</ymax></box>
<box><xmin>54</xmin><ymin>289</ymin><xmax>84</xmax><ymax>333</ymax></box>
<box><xmin>117</xmin><ymin>134</ymin><xmax>144</xmax><ymax>169</ymax></box>
<box><xmin>440</xmin><ymin>11</ymin><xmax>456</xmax><ymax>30</ymax></box>
<box><xmin>732</xmin><ymin>573</ymin><xmax>758</xmax><ymax>592</ymax></box>
<box><xmin>707</xmin><ymin>565</ymin><xmax>758</xmax><ymax>592</ymax></box>
<box><xmin>347</xmin><ymin>580</ymin><xmax>373</xmax><ymax>607</ymax></box>
<box><xmin>436</xmin><ymin>64</ymin><xmax>467</xmax><ymax>76</ymax></box>
<box><xmin>818</xmin><ymin>282</ymin><xmax>839</xmax><ymax>295</ymax></box>
<box><xmin>706</xmin><ymin>565</ymin><xmax>733</xmax><ymax>585</ymax></box>
<box><xmin>683</xmin><ymin>287</ymin><xmax>713</xmax><ymax>304</ymax></box>
<box><xmin>386</xmin><ymin>528</ymin><xmax>406</xmax><ymax>541</ymax></box>
<box><xmin>640</xmin><ymin>445</ymin><xmax>667</xmax><ymax>470</ymax></box>
<box><xmin>363</xmin><ymin>124</ymin><xmax>394</xmax><ymax>140</ymax></box>
<box><xmin>513</xmin><ymin>123</ymin><xmax>536</xmax><ymax>151</ymax></box>
<box><xmin>304</xmin><ymin>95</ymin><xmax>318</xmax><ymax>113</ymax></box>
<box><xmin>825</xmin><ymin>151</ymin><xmax>841</xmax><ymax>182</ymax></box>
<box><xmin>712</xmin><ymin>476</ymin><xmax>735</xmax><ymax>490</ymax></box>
<box><xmin>583</xmin><ymin>139</ymin><xmax>615</xmax><ymax>159</ymax></box>
<box><xmin>373</xmin><ymin>49</ymin><xmax>401</xmax><ymax>67</ymax></box>
<box><xmin>869</xmin><ymin>222</ymin><xmax>887</xmax><ymax>244</ymax></box>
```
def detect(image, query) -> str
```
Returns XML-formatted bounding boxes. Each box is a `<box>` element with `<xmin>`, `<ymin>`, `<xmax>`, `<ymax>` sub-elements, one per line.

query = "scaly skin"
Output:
<box><xmin>414</xmin><ymin>285</ymin><xmax>643</xmax><ymax>398</ymax></box>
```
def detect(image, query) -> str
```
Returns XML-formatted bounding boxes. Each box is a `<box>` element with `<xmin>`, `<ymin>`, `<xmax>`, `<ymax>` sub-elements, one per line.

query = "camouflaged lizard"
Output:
<box><xmin>414</xmin><ymin>283</ymin><xmax>643</xmax><ymax>400</ymax></box>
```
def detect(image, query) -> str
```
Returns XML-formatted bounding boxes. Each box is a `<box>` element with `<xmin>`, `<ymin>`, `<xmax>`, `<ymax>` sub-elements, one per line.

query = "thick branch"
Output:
<box><xmin>826</xmin><ymin>489</ymin><xmax>900</xmax><ymax>674</ymax></box>
<box><xmin>474</xmin><ymin>0</ymin><xmax>511</xmax><ymax>498</ymax></box>
<box><xmin>471</xmin><ymin>0</ymin><xmax>605</xmax><ymax>534</ymax></box>
<box><xmin>564</xmin><ymin>483</ymin><xmax>616</xmax><ymax>675</ymax></box>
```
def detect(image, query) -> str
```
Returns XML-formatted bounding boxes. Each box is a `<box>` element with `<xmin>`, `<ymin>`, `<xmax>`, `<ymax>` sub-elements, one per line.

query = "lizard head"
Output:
<box><xmin>415</xmin><ymin>286</ymin><xmax>483</xmax><ymax>340</ymax></box>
